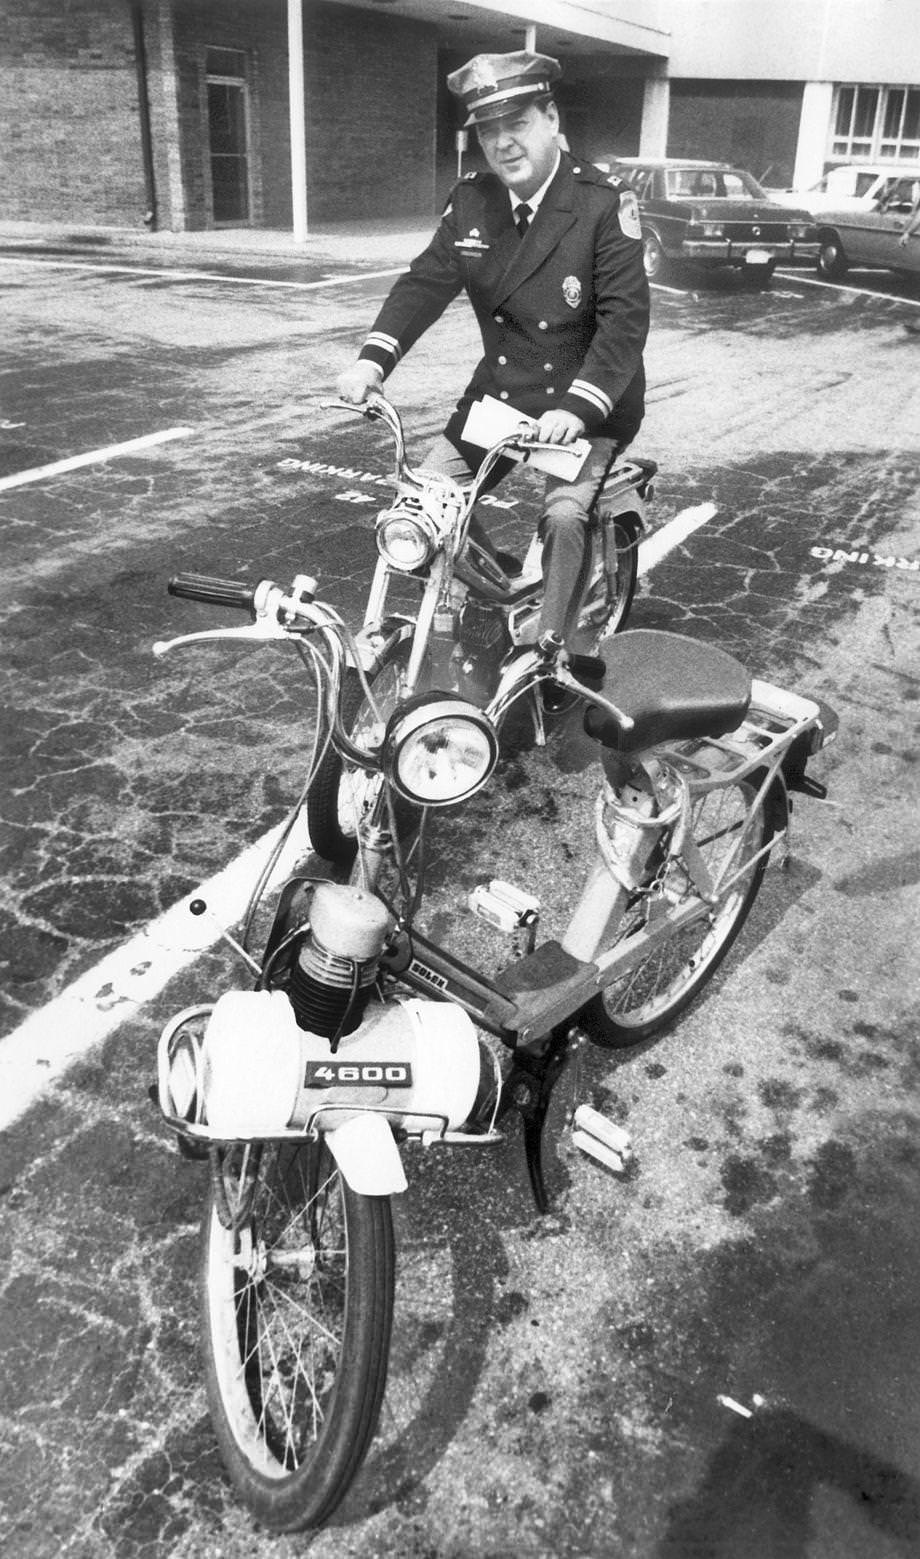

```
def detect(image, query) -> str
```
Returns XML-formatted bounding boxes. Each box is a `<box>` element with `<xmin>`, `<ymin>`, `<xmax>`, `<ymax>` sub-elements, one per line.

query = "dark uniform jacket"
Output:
<box><xmin>358</xmin><ymin>152</ymin><xmax>650</xmax><ymax>460</ymax></box>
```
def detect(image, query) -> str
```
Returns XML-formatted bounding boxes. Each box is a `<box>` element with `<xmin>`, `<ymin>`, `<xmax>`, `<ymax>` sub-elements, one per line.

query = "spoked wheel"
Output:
<box><xmin>200</xmin><ymin>1140</ymin><xmax>395</xmax><ymax>1532</ymax></box>
<box><xmin>307</xmin><ymin>641</ymin><xmax>414</xmax><ymax>865</ymax></box>
<box><xmin>576</xmin><ymin>517</ymin><xmax>640</xmax><ymax>647</ymax></box>
<box><xmin>579</xmin><ymin>778</ymin><xmax>774</xmax><ymax>1047</ymax></box>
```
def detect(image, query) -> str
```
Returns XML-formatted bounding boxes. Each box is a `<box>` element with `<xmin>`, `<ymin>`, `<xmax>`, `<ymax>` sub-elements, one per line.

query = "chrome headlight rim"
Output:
<box><xmin>375</xmin><ymin>505</ymin><xmax>438</xmax><ymax>572</ymax></box>
<box><xmin>382</xmin><ymin>692</ymin><xmax>499</xmax><ymax>807</ymax></box>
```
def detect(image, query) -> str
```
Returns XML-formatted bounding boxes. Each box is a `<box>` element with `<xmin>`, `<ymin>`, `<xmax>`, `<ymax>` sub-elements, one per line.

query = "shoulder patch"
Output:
<box><xmin>617</xmin><ymin>187</ymin><xmax>643</xmax><ymax>240</ymax></box>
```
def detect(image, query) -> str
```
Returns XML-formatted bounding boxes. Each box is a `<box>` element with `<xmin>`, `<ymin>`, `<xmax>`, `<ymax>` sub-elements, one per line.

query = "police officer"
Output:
<box><xmin>336</xmin><ymin>50</ymin><xmax>650</xmax><ymax>660</ymax></box>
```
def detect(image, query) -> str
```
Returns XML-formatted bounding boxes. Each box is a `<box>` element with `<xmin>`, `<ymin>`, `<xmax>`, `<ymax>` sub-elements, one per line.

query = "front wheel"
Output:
<box><xmin>817</xmin><ymin>234</ymin><xmax>848</xmax><ymax>280</ymax></box>
<box><xmin>200</xmin><ymin>1140</ymin><xmax>395</xmax><ymax>1532</ymax></box>
<box><xmin>307</xmin><ymin>641</ymin><xmax>413</xmax><ymax>865</ymax></box>
<box><xmin>579</xmin><ymin>778</ymin><xmax>774</xmax><ymax>1047</ymax></box>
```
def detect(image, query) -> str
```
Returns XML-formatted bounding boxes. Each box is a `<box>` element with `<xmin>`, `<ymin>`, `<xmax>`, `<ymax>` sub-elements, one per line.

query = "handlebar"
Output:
<box><xmin>168</xmin><ymin>573</ymin><xmax>260</xmax><ymax>615</ymax></box>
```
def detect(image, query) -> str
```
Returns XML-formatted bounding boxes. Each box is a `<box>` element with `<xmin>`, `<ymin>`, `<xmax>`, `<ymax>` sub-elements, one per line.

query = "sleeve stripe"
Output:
<box><xmin>363</xmin><ymin>332</ymin><xmax>402</xmax><ymax>364</ymax></box>
<box><xmin>568</xmin><ymin>379</ymin><xmax>613</xmax><ymax>417</ymax></box>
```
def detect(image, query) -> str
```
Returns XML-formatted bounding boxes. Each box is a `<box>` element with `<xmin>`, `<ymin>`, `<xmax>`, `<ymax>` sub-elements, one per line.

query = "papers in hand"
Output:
<box><xmin>461</xmin><ymin>396</ymin><xmax>591</xmax><ymax>481</ymax></box>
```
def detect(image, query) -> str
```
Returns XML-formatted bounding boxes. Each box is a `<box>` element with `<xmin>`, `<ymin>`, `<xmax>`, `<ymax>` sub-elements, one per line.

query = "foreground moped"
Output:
<box><xmin>153</xmin><ymin>544</ymin><xmax>837</xmax><ymax>1531</ymax></box>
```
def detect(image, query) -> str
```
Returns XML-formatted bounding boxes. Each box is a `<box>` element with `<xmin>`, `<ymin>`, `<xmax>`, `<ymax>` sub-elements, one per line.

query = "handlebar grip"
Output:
<box><xmin>167</xmin><ymin>574</ymin><xmax>259</xmax><ymax>614</ymax></box>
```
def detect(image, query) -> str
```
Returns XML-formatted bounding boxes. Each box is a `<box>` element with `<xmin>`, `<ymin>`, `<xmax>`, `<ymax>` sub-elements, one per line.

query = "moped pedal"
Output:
<box><xmin>571</xmin><ymin>1103</ymin><xmax>635</xmax><ymax>1176</ymax></box>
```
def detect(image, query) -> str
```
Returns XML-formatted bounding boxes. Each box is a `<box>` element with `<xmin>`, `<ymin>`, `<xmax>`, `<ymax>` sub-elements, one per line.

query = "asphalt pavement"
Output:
<box><xmin>1</xmin><ymin>231</ymin><xmax>919</xmax><ymax>1559</ymax></box>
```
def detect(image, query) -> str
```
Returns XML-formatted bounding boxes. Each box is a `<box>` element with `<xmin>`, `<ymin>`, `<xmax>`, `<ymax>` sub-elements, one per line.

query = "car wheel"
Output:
<box><xmin>643</xmin><ymin>231</ymin><xmax>670</xmax><ymax>282</ymax></box>
<box><xmin>817</xmin><ymin>233</ymin><xmax>848</xmax><ymax>280</ymax></box>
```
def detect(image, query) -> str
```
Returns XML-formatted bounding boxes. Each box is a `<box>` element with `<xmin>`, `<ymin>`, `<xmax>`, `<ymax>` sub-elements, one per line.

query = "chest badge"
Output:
<box><xmin>562</xmin><ymin>275</ymin><xmax>582</xmax><ymax>309</ymax></box>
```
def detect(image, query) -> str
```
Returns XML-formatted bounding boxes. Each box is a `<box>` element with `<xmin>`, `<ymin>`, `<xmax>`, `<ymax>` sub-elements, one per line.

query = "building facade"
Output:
<box><xmin>1</xmin><ymin>0</ymin><xmax>917</xmax><ymax>235</ymax></box>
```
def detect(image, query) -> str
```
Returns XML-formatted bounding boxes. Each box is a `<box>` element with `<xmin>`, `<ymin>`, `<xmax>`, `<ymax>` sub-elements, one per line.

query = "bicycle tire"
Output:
<box><xmin>576</xmin><ymin>517</ymin><xmax>639</xmax><ymax>648</ymax></box>
<box><xmin>307</xmin><ymin>641</ymin><xmax>413</xmax><ymax>865</ymax></box>
<box><xmin>200</xmin><ymin>1139</ymin><xmax>395</xmax><ymax>1532</ymax></box>
<box><xmin>579</xmin><ymin>778</ymin><xmax>774</xmax><ymax>1047</ymax></box>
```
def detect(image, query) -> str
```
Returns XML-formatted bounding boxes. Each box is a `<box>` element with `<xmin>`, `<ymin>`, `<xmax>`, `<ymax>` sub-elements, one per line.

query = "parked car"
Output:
<box><xmin>593</xmin><ymin>156</ymin><xmax>819</xmax><ymax>286</ymax></box>
<box><xmin>814</xmin><ymin>173</ymin><xmax>920</xmax><ymax>282</ymax></box>
<box><xmin>767</xmin><ymin>163</ymin><xmax>917</xmax><ymax>216</ymax></box>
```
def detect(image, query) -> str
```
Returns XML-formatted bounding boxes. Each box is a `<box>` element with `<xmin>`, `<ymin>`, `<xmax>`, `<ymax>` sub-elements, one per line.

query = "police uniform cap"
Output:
<box><xmin>447</xmin><ymin>51</ymin><xmax>561</xmax><ymax>128</ymax></box>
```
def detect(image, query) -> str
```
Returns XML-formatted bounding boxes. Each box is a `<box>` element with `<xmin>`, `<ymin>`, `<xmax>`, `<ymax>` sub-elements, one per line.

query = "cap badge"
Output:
<box><xmin>562</xmin><ymin>275</ymin><xmax>582</xmax><ymax>309</ymax></box>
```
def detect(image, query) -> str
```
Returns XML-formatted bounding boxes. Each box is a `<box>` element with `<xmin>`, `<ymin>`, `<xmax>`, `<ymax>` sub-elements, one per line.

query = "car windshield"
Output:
<box><xmin>665</xmin><ymin>167</ymin><xmax>765</xmax><ymax>200</ymax></box>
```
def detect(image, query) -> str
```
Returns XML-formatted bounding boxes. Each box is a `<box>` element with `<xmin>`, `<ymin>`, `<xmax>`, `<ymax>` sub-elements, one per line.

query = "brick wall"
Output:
<box><xmin>669</xmin><ymin>81</ymin><xmax>805</xmax><ymax>187</ymax></box>
<box><xmin>1</xmin><ymin>1</ymin><xmax>457</xmax><ymax>232</ymax></box>
<box><xmin>303</xmin><ymin>5</ymin><xmax>438</xmax><ymax>224</ymax></box>
<box><xmin>0</xmin><ymin>0</ymin><xmax>147</xmax><ymax>226</ymax></box>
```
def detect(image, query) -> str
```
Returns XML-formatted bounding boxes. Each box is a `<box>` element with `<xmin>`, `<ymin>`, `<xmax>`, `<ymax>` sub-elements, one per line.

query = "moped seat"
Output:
<box><xmin>583</xmin><ymin>631</ymin><xmax>751</xmax><ymax>754</ymax></box>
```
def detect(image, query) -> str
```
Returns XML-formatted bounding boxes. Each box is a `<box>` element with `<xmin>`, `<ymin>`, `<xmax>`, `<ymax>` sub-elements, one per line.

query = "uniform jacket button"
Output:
<box><xmin>497</xmin><ymin>354</ymin><xmax>507</xmax><ymax>365</ymax></box>
<box><xmin>499</xmin><ymin>390</ymin><xmax>509</xmax><ymax>400</ymax></box>
<box><xmin>538</xmin><ymin>320</ymin><xmax>548</xmax><ymax>331</ymax></box>
<box><xmin>494</xmin><ymin>313</ymin><xmax>504</xmax><ymax>323</ymax></box>
<box><xmin>546</xmin><ymin>387</ymin><xmax>555</xmax><ymax>396</ymax></box>
<box><xmin>543</xmin><ymin>362</ymin><xmax>553</xmax><ymax>371</ymax></box>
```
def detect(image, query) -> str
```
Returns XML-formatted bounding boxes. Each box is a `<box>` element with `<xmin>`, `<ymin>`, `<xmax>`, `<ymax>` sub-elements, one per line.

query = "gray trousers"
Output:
<box><xmin>422</xmin><ymin>433</ymin><xmax>622</xmax><ymax>643</ymax></box>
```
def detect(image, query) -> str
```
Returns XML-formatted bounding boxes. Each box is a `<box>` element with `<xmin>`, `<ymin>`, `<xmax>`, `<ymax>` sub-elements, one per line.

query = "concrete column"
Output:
<box><xmin>639</xmin><ymin>76</ymin><xmax>669</xmax><ymax>159</ymax></box>
<box><xmin>288</xmin><ymin>0</ymin><xmax>308</xmax><ymax>241</ymax></box>
<box><xmin>152</xmin><ymin>0</ymin><xmax>186</xmax><ymax>231</ymax></box>
<box><xmin>793</xmin><ymin>81</ymin><xmax>834</xmax><ymax>190</ymax></box>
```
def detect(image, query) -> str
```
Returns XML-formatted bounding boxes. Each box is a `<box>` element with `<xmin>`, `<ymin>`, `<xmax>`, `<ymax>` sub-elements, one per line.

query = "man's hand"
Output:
<box><xmin>335</xmin><ymin>360</ymin><xmax>384</xmax><ymax>404</ymax></box>
<box><xmin>535</xmin><ymin>409</ymin><xmax>586</xmax><ymax>445</ymax></box>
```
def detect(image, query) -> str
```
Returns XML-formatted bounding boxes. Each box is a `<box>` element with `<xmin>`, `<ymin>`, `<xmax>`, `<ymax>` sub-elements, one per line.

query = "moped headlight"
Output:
<box><xmin>376</xmin><ymin>507</ymin><xmax>436</xmax><ymax>571</ymax></box>
<box><xmin>383</xmin><ymin>693</ymin><xmax>499</xmax><ymax>806</ymax></box>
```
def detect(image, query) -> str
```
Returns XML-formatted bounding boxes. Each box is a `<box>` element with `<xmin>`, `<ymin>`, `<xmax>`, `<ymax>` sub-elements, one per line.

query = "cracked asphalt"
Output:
<box><xmin>0</xmin><ymin>237</ymin><xmax>918</xmax><ymax>1558</ymax></box>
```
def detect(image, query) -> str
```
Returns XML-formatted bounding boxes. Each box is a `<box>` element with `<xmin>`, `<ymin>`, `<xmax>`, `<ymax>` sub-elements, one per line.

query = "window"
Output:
<box><xmin>832</xmin><ymin>84</ymin><xmax>920</xmax><ymax>162</ymax></box>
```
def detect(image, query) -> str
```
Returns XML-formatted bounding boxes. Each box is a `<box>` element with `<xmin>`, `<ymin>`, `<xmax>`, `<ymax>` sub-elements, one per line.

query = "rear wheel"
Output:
<box><xmin>200</xmin><ymin>1140</ymin><xmax>395</xmax><ymax>1532</ymax></box>
<box><xmin>642</xmin><ymin>231</ymin><xmax>670</xmax><ymax>283</ymax></box>
<box><xmin>579</xmin><ymin>778</ymin><xmax>774</xmax><ymax>1047</ymax></box>
<box><xmin>307</xmin><ymin>641</ymin><xmax>414</xmax><ymax>865</ymax></box>
<box><xmin>817</xmin><ymin>234</ymin><xmax>848</xmax><ymax>280</ymax></box>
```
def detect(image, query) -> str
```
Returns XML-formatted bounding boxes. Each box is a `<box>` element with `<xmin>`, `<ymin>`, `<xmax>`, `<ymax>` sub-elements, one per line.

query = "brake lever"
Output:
<box><xmin>152</xmin><ymin>621</ymin><xmax>293</xmax><ymax>657</ymax></box>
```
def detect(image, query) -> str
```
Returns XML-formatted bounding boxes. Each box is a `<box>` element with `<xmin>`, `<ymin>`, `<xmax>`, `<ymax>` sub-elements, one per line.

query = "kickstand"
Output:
<box><xmin>501</xmin><ymin>1028</ymin><xmax>571</xmax><ymax>1214</ymax></box>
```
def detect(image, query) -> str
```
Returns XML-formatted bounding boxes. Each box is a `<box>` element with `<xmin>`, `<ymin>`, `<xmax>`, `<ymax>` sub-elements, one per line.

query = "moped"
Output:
<box><xmin>153</xmin><ymin>539</ymin><xmax>837</xmax><ymax>1532</ymax></box>
<box><xmin>306</xmin><ymin>394</ymin><xmax>656</xmax><ymax>863</ymax></box>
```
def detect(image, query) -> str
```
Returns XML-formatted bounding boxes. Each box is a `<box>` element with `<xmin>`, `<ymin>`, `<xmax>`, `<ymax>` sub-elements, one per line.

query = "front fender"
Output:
<box><xmin>324</xmin><ymin>1112</ymin><xmax>408</xmax><ymax>1195</ymax></box>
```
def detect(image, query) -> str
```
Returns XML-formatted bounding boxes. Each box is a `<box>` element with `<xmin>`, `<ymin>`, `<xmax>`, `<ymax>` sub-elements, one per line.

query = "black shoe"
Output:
<box><xmin>495</xmin><ymin>550</ymin><xmax>523</xmax><ymax>577</ymax></box>
<box><xmin>541</xmin><ymin>679</ymin><xmax>578</xmax><ymax>714</ymax></box>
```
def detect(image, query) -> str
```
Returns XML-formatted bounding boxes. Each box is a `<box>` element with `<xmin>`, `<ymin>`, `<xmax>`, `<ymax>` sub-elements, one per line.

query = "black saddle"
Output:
<box><xmin>584</xmin><ymin>631</ymin><xmax>751</xmax><ymax>754</ymax></box>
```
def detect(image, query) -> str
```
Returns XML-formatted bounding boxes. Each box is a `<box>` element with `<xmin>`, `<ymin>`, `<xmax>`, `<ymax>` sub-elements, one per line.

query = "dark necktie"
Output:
<box><xmin>515</xmin><ymin>202</ymin><xmax>532</xmax><ymax>239</ymax></box>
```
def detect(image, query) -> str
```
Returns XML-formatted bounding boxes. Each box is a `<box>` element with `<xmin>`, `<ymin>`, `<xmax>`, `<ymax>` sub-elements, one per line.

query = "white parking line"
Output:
<box><xmin>0</xmin><ymin>427</ymin><xmax>194</xmax><ymax>492</ymax></box>
<box><xmin>638</xmin><ymin>502</ymin><xmax>717</xmax><ymax>573</ymax></box>
<box><xmin>0</xmin><ymin>500</ymin><xmax>716</xmax><ymax>1131</ymax></box>
<box><xmin>775</xmin><ymin>269</ymin><xmax>920</xmax><ymax>307</ymax></box>
<box><xmin>0</xmin><ymin>816</ymin><xmax>312</xmax><ymax>1132</ymax></box>
<box><xmin>0</xmin><ymin>254</ymin><xmax>406</xmax><ymax>292</ymax></box>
